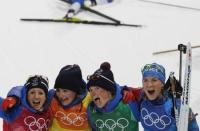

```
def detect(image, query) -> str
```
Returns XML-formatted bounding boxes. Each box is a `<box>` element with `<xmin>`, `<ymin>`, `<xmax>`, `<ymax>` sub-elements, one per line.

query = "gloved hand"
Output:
<box><xmin>164</xmin><ymin>76</ymin><xmax>183</xmax><ymax>98</ymax></box>
<box><xmin>64</xmin><ymin>9</ymin><xmax>75</xmax><ymax>19</ymax></box>
<box><xmin>189</xmin><ymin>112</ymin><xmax>198</xmax><ymax>121</ymax></box>
<box><xmin>2</xmin><ymin>96</ymin><xmax>18</xmax><ymax>112</ymax></box>
<box><xmin>122</xmin><ymin>86</ymin><xmax>142</xmax><ymax>104</ymax></box>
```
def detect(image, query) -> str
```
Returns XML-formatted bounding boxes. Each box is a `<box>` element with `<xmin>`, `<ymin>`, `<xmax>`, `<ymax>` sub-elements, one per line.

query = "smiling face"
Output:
<box><xmin>56</xmin><ymin>88</ymin><xmax>77</xmax><ymax>106</ymax></box>
<box><xmin>27</xmin><ymin>88</ymin><xmax>46</xmax><ymax>111</ymax></box>
<box><xmin>89</xmin><ymin>86</ymin><xmax>112</xmax><ymax>108</ymax></box>
<box><xmin>143</xmin><ymin>76</ymin><xmax>164</xmax><ymax>100</ymax></box>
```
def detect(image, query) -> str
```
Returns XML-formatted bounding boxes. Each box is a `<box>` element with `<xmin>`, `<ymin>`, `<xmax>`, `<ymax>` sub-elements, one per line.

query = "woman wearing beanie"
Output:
<box><xmin>0</xmin><ymin>75</ymin><xmax>53</xmax><ymax>131</ymax></box>
<box><xmin>139</xmin><ymin>63</ymin><xmax>199</xmax><ymax>131</ymax></box>
<box><xmin>87</xmin><ymin>62</ymin><xmax>139</xmax><ymax>131</ymax></box>
<box><xmin>48</xmin><ymin>64</ymin><xmax>91</xmax><ymax>131</ymax></box>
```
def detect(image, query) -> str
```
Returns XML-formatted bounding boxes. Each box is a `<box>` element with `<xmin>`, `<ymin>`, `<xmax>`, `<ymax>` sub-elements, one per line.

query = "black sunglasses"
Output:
<box><xmin>87</xmin><ymin>74</ymin><xmax>115</xmax><ymax>84</ymax></box>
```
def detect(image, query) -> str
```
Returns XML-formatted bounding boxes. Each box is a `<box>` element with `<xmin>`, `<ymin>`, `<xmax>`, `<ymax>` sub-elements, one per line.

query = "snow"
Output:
<box><xmin>0</xmin><ymin>0</ymin><xmax>200</xmax><ymax>130</ymax></box>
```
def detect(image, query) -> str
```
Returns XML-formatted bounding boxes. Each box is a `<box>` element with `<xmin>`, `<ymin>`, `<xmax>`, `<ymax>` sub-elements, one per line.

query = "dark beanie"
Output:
<box><xmin>25</xmin><ymin>75</ymin><xmax>49</xmax><ymax>96</ymax></box>
<box><xmin>54</xmin><ymin>64</ymin><xmax>86</xmax><ymax>94</ymax></box>
<box><xmin>87</xmin><ymin>62</ymin><xmax>115</xmax><ymax>94</ymax></box>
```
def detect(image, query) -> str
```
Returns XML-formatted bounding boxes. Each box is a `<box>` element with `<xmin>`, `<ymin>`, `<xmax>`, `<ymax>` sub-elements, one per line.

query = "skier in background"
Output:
<box><xmin>86</xmin><ymin>62</ymin><xmax>140</xmax><ymax>131</ymax></box>
<box><xmin>0</xmin><ymin>75</ymin><xmax>53</xmax><ymax>131</ymax></box>
<box><xmin>64</xmin><ymin>0</ymin><xmax>113</xmax><ymax>18</ymax></box>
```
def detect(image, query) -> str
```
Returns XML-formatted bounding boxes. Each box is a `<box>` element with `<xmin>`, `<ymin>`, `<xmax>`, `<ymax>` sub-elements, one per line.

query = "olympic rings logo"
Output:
<box><xmin>55</xmin><ymin>111</ymin><xmax>87</xmax><ymax>126</ymax></box>
<box><xmin>24</xmin><ymin>116</ymin><xmax>50</xmax><ymax>131</ymax></box>
<box><xmin>141</xmin><ymin>108</ymin><xmax>172</xmax><ymax>130</ymax></box>
<box><xmin>95</xmin><ymin>118</ymin><xmax>129</xmax><ymax>131</ymax></box>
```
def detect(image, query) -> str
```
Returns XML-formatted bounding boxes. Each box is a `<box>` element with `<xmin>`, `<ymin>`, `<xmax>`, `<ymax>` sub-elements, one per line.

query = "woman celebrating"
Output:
<box><xmin>87</xmin><ymin>62</ymin><xmax>139</xmax><ymax>131</ymax></box>
<box><xmin>140</xmin><ymin>63</ymin><xmax>199</xmax><ymax>131</ymax></box>
<box><xmin>0</xmin><ymin>75</ymin><xmax>53</xmax><ymax>131</ymax></box>
<box><xmin>48</xmin><ymin>64</ymin><xmax>91</xmax><ymax>131</ymax></box>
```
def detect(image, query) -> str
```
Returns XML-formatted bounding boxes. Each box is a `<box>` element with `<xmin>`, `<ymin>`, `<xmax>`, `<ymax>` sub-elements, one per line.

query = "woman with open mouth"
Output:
<box><xmin>139</xmin><ymin>63</ymin><xmax>199</xmax><ymax>131</ymax></box>
<box><xmin>87</xmin><ymin>62</ymin><xmax>139</xmax><ymax>131</ymax></box>
<box><xmin>0</xmin><ymin>75</ymin><xmax>53</xmax><ymax>131</ymax></box>
<box><xmin>48</xmin><ymin>64</ymin><xmax>91</xmax><ymax>131</ymax></box>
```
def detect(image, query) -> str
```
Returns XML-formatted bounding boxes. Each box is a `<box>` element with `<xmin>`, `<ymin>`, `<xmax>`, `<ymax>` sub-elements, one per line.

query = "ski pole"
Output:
<box><xmin>169</xmin><ymin>72</ymin><xmax>179</xmax><ymax>127</ymax></box>
<box><xmin>178</xmin><ymin>44</ymin><xmax>187</xmax><ymax>85</ymax></box>
<box><xmin>152</xmin><ymin>45</ymin><xmax>200</xmax><ymax>55</ymax></box>
<box><xmin>139</xmin><ymin>0</ymin><xmax>200</xmax><ymax>11</ymax></box>
<box><xmin>82</xmin><ymin>6</ymin><xmax>121</xmax><ymax>24</ymax></box>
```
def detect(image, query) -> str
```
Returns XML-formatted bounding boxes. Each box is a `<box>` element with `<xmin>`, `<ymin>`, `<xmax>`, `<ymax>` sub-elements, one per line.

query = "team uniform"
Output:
<box><xmin>48</xmin><ymin>89</ymin><xmax>91</xmax><ymax>131</ymax></box>
<box><xmin>87</xmin><ymin>83</ymin><xmax>139</xmax><ymax>131</ymax></box>
<box><xmin>139</xmin><ymin>92</ymin><xmax>199</xmax><ymax>131</ymax></box>
<box><xmin>0</xmin><ymin>86</ymin><xmax>53</xmax><ymax>131</ymax></box>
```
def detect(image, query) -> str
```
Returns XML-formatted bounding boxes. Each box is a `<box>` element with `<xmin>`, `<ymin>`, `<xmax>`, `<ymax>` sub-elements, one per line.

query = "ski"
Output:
<box><xmin>177</xmin><ymin>43</ymin><xmax>192</xmax><ymax>131</ymax></box>
<box><xmin>60</xmin><ymin>0</ymin><xmax>121</xmax><ymax>24</ymax></box>
<box><xmin>139</xmin><ymin>0</ymin><xmax>200</xmax><ymax>11</ymax></box>
<box><xmin>20</xmin><ymin>18</ymin><xmax>143</xmax><ymax>27</ymax></box>
<box><xmin>169</xmin><ymin>72</ymin><xmax>179</xmax><ymax>127</ymax></box>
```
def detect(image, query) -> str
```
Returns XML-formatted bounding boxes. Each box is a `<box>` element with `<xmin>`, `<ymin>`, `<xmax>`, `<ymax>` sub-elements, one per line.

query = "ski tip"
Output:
<box><xmin>132</xmin><ymin>23</ymin><xmax>145</xmax><ymax>27</ymax></box>
<box><xmin>20</xmin><ymin>18</ymin><xmax>35</xmax><ymax>21</ymax></box>
<box><xmin>139</xmin><ymin>24</ymin><xmax>147</xmax><ymax>28</ymax></box>
<box><xmin>133</xmin><ymin>24</ymin><xmax>146</xmax><ymax>28</ymax></box>
<box><xmin>120</xmin><ymin>23</ymin><xmax>145</xmax><ymax>28</ymax></box>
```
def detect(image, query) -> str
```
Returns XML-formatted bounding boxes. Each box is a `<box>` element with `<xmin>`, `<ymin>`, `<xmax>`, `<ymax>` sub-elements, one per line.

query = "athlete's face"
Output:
<box><xmin>56</xmin><ymin>88</ymin><xmax>77</xmax><ymax>106</ymax></box>
<box><xmin>89</xmin><ymin>86</ymin><xmax>112</xmax><ymax>108</ymax></box>
<box><xmin>143</xmin><ymin>77</ymin><xmax>163</xmax><ymax>100</ymax></box>
<box><xmin>27</xmin><ymin>88</ymin><xmax>46</xmax><ymax>111</ymax></box>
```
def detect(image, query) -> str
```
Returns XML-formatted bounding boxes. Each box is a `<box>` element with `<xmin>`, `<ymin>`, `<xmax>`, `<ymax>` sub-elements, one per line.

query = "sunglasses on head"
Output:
<box><xmin>25</xmin><ymin>75</ymin><xmax>49</xmax><ymax>88</ymax></box>
<box><xmin>141</xmin><ymin>64</ymin><xmax>165</xmax><ymax>74</ymax></box>
<box><xmin>87</xmin><ymin>74</ymin><xmax>115</xmax><ymax>84</ymax></box>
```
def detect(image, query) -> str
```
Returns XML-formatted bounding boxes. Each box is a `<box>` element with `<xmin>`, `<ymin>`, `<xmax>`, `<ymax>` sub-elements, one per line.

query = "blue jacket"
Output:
<box><xmin>140</xmin><ymin>92</ymin><xmax>199</xmax><ymax>131</ymax></box>
<box><xmin>68</xmin><ymin>0</ymin><xmax>84</xmax><ymax>7</ymax></box>
<box><xmin>69</xmin><ymin>0</ymin><xmax>113</xmax><ymax>8</ymax></box>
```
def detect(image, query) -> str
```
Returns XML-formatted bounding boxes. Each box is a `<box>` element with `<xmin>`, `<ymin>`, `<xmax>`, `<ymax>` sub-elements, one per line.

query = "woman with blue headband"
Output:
<box><xmin>139</xmin><ymin>63</ymin><xmax>199</xmax><ymax>131</ymax></box>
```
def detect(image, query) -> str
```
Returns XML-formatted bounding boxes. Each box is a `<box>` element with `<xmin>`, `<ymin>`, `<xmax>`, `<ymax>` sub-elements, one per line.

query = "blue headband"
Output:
<box><xmin>141</xmin><ymin>63</ymin><xmax>166</xmax><ymax>84</ymax></box>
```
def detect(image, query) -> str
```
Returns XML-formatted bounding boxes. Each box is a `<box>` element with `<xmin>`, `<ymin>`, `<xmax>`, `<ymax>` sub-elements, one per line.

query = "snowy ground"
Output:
<box><xmin>0</xmin><ymin>0</ymin><xmax>200</xmax><ymax>130</ymax></box>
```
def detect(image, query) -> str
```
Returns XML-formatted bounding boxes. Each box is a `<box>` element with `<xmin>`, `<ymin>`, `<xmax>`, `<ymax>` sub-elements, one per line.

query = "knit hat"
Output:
<box><xmin>141</xmin><ymin>63</ymin><xmax>166</xmax><ymax>84</ymax></box>
<box><xmin>87</xmin><ymin>62</ymin><xmax>115</xmax><ymax>94</ymax></box>
<box><xmin>25</xmin><ymin>75</ymin><xmax>49</xmax><ymax>96</ymax></box>
<box><xmin>54</xmin><ymin>64</ymin><xmax>86</xmax><ymax>94</ymax></box>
